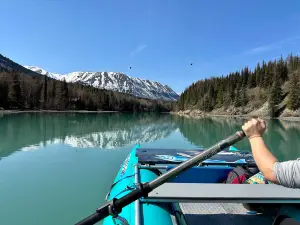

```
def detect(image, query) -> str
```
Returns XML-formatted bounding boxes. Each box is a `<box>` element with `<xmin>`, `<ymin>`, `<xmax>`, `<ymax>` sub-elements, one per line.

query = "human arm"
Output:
<box><xmin>242</xmin><ymin>118</ymin><xmax>300</xmax><ymax>188</ymax></box>
<box><xmin>242</xmin><ymin>118</ymin><xmax>278</xmax><ymax>183</ymax></box>
<box><xmin>249</xmin><ymin>136</ymin><xmax>278</xmax><ymax>183</ymax></box>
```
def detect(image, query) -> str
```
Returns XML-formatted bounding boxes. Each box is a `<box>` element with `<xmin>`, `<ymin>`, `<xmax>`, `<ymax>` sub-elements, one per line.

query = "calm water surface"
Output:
<box><xmin>0</xmin><ymin>113</ymin><xmax>299</xmax><ymax>225</ymax></box>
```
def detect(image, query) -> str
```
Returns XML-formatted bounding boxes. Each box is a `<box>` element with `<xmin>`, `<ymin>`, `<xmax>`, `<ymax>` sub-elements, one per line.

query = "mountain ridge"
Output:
<box><xmin>0</xmin><ymin>54</ymin><xmax>41</xmax><ymax>77</ymax></box>
<box><xmin>25</xmin><ymin>65</ymin><xmax>179</xmax><ymax>101</ymax></box>
<box><xmin>0</xmin><ymin>54</ymin><xmax>173</xmax><ymax>112</ymax></box>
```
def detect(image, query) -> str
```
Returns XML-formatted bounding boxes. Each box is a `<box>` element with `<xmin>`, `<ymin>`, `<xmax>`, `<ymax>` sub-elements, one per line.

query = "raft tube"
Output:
<box><xmin>103</xmin><ymin>144</ymin><xmax>174</xmax><ymax>225</ymax></box>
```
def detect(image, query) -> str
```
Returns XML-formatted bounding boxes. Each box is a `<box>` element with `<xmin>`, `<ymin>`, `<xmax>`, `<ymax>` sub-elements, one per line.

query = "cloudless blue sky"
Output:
<box><xmin>1</xmin><ymin>0</ymin><xmax>300</xmax><ymax>93</ymax></box>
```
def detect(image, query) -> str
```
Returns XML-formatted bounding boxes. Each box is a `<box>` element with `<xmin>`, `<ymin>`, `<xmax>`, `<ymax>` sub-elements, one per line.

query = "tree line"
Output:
<box><xmin>0</xmin><ymin>71</ymin><xmax>173</xmax><ymax>112</ymax></box>
<box><xmin>177</xmin><ymin>54</ymin><xmax>300</xmax><ymax>116</ymax></box>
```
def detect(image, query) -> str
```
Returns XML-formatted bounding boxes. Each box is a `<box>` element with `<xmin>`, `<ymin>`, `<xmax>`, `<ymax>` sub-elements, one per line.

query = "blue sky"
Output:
<box><xmin>1</xmin><ymin>0</ymin><xmax>300</xmax><ymax>93</ymax></box>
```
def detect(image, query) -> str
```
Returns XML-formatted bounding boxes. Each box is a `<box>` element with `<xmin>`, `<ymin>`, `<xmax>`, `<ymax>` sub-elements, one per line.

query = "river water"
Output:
<box><xmin>0</xmin><ymin>113</ymin><xmax>299</xmax><ymax>224</ymax></box>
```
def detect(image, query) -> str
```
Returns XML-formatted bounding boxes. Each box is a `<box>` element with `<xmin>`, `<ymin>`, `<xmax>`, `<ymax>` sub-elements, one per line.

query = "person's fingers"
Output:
<box><xmin>257</xmin><ymin>118</ymin><xmax>266</xmax><ymax>129</ymax></box>
<box><xmin>257</xmin><ymin>118</ymin><xmax>264</xmax><ymax>123</ymax></box>
<box><xmin>261</xmin><ymin>121</ymin><xmax>266</xmax><ymax>129</ymax></box>
<box><xmin>257</xmin><ymin>118</ymin><xmax>265</xmax><ymax>125</ymax></box>
<box><xmin>252</xmin><ymin>118</ymin><xmax>258</xmax><ymax>125</ymax></box>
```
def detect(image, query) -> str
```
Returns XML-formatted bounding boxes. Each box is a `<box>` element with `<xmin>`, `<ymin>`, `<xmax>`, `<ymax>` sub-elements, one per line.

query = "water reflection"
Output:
<box><xmin>264</xmin><ymin>119</ymin><xmax>300</xmax><ymax>161</ymax></box>
<box><xmin>174</xmin><ymin>116</ymin><xmax>245</xmax><ymax>148</ymax></box>
<box><xmin>0</xmin><ymin>113</ymin><xmax>299</xmax><ymax>161</ymax></box>
<box><xmin>0</xmin><ymin>113</ymin><xmax>177</xmax><ymax>158</ymax></box>
<box><xmin>174</xmin><ymin>115</ymin><xmax>300</xmax><ymax>161</ymax></box>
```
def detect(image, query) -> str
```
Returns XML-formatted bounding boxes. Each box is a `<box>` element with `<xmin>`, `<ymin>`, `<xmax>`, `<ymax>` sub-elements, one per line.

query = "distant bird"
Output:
<box><xmin>190</xmin><ymin>63</ymin><xmax>193</xmax><ymax>66</ymax></box>
<box><xmin>129</xmin><ymin>66</ymin><xmax>132</xmax><ymax>69</ymax></box>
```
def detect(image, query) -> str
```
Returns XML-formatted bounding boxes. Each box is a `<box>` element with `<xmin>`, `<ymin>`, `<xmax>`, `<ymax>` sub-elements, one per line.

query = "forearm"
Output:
<box><xmin>249</xmin><ymin>137</ymin><xmax>278</xmax><ymax>183</ymax></box>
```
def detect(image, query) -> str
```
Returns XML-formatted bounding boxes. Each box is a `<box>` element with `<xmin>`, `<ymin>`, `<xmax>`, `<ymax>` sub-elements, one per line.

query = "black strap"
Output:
<box><xmin>105</xmin><ymin>174</ymin><xmax>135</xmax><ymax>201</ymax></box>
<box><xmin>231</xmin><ymin>170</ymin><xmax>242</xmax><ymax>184</ymax></box>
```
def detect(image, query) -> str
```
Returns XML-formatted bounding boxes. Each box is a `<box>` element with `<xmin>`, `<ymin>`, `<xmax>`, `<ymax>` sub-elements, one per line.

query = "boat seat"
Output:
<box><xmin>144</xmin><ymin>183</ymin><xmax>300</xmax><ymax>203</ymax></box>
<box><xmin>166</xmin><ymin>166</ymin><xmax>233</xmax><ymax>183</ymax></box>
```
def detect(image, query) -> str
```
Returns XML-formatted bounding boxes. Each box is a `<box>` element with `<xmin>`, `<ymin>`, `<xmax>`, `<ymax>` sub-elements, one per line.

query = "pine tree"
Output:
<box><xmin>287</xmin><ymin>72</ymin><xmax>300</xmax><ymax>110</ymax></box>
<box><xmin>240</xmin><ymin>86</ymin><xmax>248</xmax><ymax>106</ymax></box>
<box><xmin>247</xmin><ymin>73</ymin><xmax>256</xmax><ymax>88</ymax></box>
<box><xmin>217</xmin><ymin>89</ymin><xmax>223</xmax><ymax>107</ymax></box>
<box><xmin>255</xmin><ymin>63</ymin><xmax>262</xmax><ymax>87</ymax></box>
<box><xmin>234</xmin><ymin>85</ymin><xmax>248</xmax><ymax>107</ymax></box>
<box><xmin>216</xmin><ymin>81</ymin><xmax>223</xmax><ymax>107</ymax></box>
<box><xmin>62</xmin><ymin>79</ymin><xmax>69</xmax><ymax>109</ymax></box>
<box><xmin>241</xmin><ymin>67</ymin><xmax>250</xmax><ymax>87</ymax></box>
<box><xmin>0</xmin><ymin>74</ymin><xmax>9</xmax><ymax>108</ymax></box>
<box><xmin>203</xmin><ymin>95</ymin><xmax>212</xmax><ymax>111</ymax></box>
<box><xmin>51</xmin><ymin>80</ymin><xmax>57</xmax><ymax>109</ymax></box>
<box><xmin>277</xmin><ymin>56</ymin><xmax>288</xmax><ymax>84</ymax></box>
<box><xmin>178</xmin><ymin>93</ymin><xmax>185</xmax><ymax>110</ymax></box>
<box><xmin>54</xmin><ymin>81</ymin><xmax>62</xmax><ymax>110</ymax></box>
<box><xmin>43</xmin><ymin>75</ymin><xmax>48</xmax><ymax>109</ymax></box>
<box><xmin>264</xmin><ymin>61</ymin><xmax>274</xmax><ymax>87</ymax></box>
<box><xmin>268</xmin><ymin>74</ymin><xmax>282</xmax><ymax>117</ymax></box>
<box><xmin>8</xmin><ymin>74</ymin><xmax>23</xmax><ymax>109</ymax></box>
<box><xmin>35</xmin><ymin>78</ymin><xmax>43</xmax><ymax>109</ymax></box>
<box><xmin>229</xmin><ymin>80</ymin><xmax>235</xmax><ymax>104</ymax></box>
<box><xmin>207</xmin><ymin>84</ymin><xmax>215</xmax><ymax>110</ymax></box>
<box><xmin>185</xmin><ymin>90</ymin><xmax>191</xmax><ymax>106</ymax></box>
<box><xmin>288</xmin><ymin>54</ymin><xmax>300</xmax><ymax>71</ymax></box>
<box><xmin>234</xmin><ymin>86</ymin><xmax>242</xmax><ymax>107</ymax></box>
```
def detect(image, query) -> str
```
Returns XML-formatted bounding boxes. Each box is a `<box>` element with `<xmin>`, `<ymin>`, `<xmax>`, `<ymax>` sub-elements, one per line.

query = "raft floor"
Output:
<box><xmin>179</xmin><ymin>203</ymin><xmax>273</xmax><ymax>225</ymax></box>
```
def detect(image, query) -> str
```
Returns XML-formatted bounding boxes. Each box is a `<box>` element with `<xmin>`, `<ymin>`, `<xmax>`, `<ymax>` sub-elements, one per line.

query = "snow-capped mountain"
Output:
<box><xmin>24</xmin><ymin>66</ymin><xmax>179</xmax><ymax>101</ymax></box>
<box><xmin>24</xmin><ymin>66</ymin><xmax>61</xmax><ymax>80</ymax></box>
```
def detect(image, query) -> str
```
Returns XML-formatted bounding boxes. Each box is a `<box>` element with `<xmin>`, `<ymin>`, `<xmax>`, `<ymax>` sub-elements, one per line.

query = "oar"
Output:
<box><xmin>76</xmin><ymin>130</ymin><xmax>245</xmax><ymax>225</ymax></box>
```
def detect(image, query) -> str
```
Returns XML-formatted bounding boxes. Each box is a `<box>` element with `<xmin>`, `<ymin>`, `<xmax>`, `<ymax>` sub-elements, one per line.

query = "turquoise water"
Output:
<box><xmin>0</xmin><ymin>113</ymin><xmax>299</xmax><ymax>224</ymax></box>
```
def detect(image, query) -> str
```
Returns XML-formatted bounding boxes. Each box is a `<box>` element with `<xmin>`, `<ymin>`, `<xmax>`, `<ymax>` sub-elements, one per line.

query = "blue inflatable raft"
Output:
<box><xmin>103</xmin><ymin>145</ymin><xmax>300</xmax><ymax>225</ymax></box>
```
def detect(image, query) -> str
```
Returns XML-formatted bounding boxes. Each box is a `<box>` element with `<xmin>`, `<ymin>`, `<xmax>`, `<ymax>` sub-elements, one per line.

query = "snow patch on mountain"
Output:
<box><xmin>25</xmin><ymin>66</ymin><xmax>179</xmax><ymax>101</ymax></box>
<box><xmin>24</xmin><ymin>66</ymin><xmax>61</xmax><ymax>79</ymax></box>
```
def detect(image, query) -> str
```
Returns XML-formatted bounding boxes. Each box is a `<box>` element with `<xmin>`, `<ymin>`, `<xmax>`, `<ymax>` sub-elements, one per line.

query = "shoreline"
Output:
<box><xmin>1</xmin><ymin>110</ymin><xmax>300</xmax><ymax>121</ymax></box>
<box><xmin>0</xmin><ymin>110</ymin><xmax>119</xmax><ymax>114</ymax></box>
<box><xmin>170</xmin><ymin>111</ymin><xmax>300</xmax><ymax>122</ymax></box>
